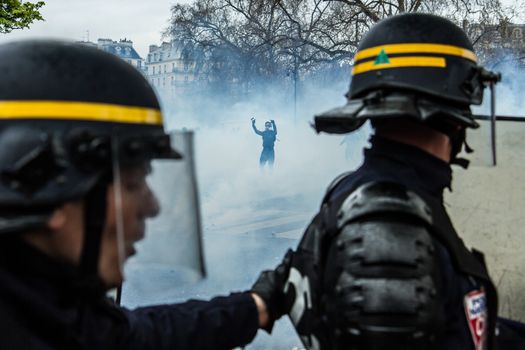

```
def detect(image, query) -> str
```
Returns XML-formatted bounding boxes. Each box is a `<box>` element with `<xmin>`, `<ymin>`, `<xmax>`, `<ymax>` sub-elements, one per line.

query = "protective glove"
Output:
<box><xmin>251</xmin><ymin>249</ymin><xmax>293</xmax><ymax>332</ymax></box>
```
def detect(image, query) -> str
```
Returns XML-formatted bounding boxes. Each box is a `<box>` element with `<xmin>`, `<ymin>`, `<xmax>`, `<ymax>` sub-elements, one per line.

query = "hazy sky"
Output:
<box><xmin>0</xmin><ymin>0</ymin><xmax>523</xmax><ymax>59</ymax></box>
<box><xmin>0</xmin><ymin>0</ymin><xmax>191</xmax><ymax>58</ymax></box>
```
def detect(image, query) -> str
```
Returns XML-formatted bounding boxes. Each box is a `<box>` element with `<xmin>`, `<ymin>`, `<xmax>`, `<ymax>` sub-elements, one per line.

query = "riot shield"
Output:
<box><xmin>446</xmin><ymin>119</ymin><xmax>525</xmax><ymax>322</ymax></box>
<box><xmin>113</xmin><ymin>130</ymin><xmax>206</xmax><ymax>304</ymax></box>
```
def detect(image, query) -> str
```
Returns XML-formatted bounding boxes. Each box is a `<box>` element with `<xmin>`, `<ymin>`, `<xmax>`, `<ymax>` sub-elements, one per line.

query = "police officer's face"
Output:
<box><xmin>98</xmin><ymin>164</ymin><xmax>160</xmax><ymax>288</ymax></box>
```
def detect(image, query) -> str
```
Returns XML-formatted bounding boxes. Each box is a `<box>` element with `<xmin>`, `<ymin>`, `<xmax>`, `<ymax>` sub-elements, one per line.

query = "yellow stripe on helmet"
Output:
<box><xmin>352</xmin><ymin>56</ymin><xmax>446</xmax><ymax>75</ymax></box>
<box><xmin>0</xmin><ymin>101</ymin><xmax>163</xmax><ymax>125</ymax></box>
<box><xmin>355</xmin><ymin>43</ymin><xmax>477</xmax><ymax>63</ymax></box>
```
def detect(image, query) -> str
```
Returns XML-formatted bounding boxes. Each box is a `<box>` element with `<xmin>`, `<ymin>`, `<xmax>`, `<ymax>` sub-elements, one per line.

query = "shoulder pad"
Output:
<box><xmin>337</xmin><ymin>181</ymin><xmax>432</xmax><ymax>229</ymax></box>
<box><xmin>323</xmin><ymin>171</ymin><xmax>352</xmax><ymax>202</ymax></box>
<box><xmin>325</xmin><ymin>182</ymin><xmax>442</xmax><ymax>347</ymax></box>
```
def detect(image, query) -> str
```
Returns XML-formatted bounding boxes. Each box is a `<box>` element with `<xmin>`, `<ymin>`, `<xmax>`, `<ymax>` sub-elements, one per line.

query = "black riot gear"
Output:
<box><xmin>0</xmin><ymin>38</ymin><xmax>292</xmax><ymax>350</ymax></box>
<box><xmin>323</xmin><ymin>182</ymin><xmax>443</xmax><ymax>350</ymax></box>
<box><xmin>282</xmin><ymin>11</ymin><xmax>513</xmax><ymax>350</ymax></box>
<box><xmin>0</xmin><ymin>39</ymin><xmax>178</xmax><ymax>227</ymax></box>
<box><xmin>283</xmin><ymin>135</ymin><xmax>500</xmax><ymax>350</ymax></box>
<box><xmin>314</xmin><ymin>13</ymin><xmax>501</xmax><ymax>138</ymax></box>
<box><xmin>0</xmin><ymin>40</ymin><xmax>179</xmax><ymax>276</ymax></box>
<box><xmin>350</xmin><ymin>13</ymin><xmax>483</xmax><ymax>107</ymax></box>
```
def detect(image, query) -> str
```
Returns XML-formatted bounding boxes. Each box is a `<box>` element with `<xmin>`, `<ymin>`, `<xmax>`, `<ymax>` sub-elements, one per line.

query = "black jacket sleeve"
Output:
<box><xmin>122</xmin><ymin>292</ymin><xmax>259</xmax><ymax>350</ymax></box>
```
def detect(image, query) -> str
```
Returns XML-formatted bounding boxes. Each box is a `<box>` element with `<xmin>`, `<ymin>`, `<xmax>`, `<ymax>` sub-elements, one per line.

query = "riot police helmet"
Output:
<box><xmin>314</xmin><ymin>13</ymin><xmax>500</xmax><ymax>135</ymax></box>
<box><xmin>0</xmin><ymin>39</ymin><xmax>181</xmax><ymax>280</ymax></box>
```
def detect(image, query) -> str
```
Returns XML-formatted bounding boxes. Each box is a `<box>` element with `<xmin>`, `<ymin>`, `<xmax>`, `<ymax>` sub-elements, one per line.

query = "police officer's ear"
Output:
<box><xmin>47</xmin><ymin>208</ymin><xmax>67</xmax><ymax>232</ymax></box>
<box><xmin>22</xmin><ymin>201</ymin><xmax>85</xmax><ymax>265</ymax></box>
<box><xmin>46</xmin><ymin>201</ymin><xmax>84</xmax><ymax>233</ymax></box>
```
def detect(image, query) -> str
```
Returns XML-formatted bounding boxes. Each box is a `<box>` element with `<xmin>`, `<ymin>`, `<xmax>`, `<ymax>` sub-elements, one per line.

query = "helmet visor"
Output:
<box><xmin>110</xmin><ymin>130</ymin><xmax>205</xmax><ymax>303</ymax></box>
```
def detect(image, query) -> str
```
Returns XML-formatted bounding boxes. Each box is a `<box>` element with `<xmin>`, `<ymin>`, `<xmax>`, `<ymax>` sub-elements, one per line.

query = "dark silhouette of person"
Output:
<box><xmin>251</xmin><ymin>118</ymin><xmax>277</xmax><ymax>168</ymax></box>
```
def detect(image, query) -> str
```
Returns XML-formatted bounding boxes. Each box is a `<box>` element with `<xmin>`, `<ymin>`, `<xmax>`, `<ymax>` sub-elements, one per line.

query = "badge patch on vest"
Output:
<box><xmin>464</xmin><ymin>289</ymin><xmax>487</xmax><ymax>350</ymax></box>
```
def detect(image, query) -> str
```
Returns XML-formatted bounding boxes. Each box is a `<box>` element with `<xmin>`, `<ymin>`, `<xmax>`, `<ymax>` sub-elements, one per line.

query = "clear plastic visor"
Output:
<box><xmin>109</xmin><ymin>130</ymin><xmax>205</xmax><ymax>303</ymax></box>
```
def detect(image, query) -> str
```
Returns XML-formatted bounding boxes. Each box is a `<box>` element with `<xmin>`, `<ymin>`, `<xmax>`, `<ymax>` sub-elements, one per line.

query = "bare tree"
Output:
<box><xmin>165</xmin><ymin>0</ymin><xmax>521</xmax><ymax>91</ymax></box>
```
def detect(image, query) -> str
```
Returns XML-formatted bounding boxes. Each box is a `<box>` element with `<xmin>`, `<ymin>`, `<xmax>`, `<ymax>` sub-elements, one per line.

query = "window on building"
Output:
<box><xmin>153</xmin><ymin>66</ymin><xmax>156</xmax><ymax>75</ymax></box>
<box><xmin>184</xmin><ymin>75</ymin><xmax>188</xmax><ymax>82</ymax></box>
<box><xmin>163</xmin><ymin>77</ymin><xmax>165</xmax><ymax>86</ymax></box>
<box><xmin>164</xmin><ymin>64</ymin><xmax>167</xmax><ymax>73</ymax></box>
<box><xmin>172</xmin><ymin>63</ymin><xmax>175</xmax><ymax>71</ymax></box>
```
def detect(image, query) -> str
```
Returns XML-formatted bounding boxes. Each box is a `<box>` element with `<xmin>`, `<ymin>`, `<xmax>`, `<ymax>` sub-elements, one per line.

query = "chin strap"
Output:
<box><xmin>451</xmin><ymin>157</ymin><xmax>470</xmax><ymax>169</ymax></box>
<box><xmin>427</xmin><ymin>120</ymin><xmax>472</xmax><ymax>169</ymax></box>
<box><xmin>449</xmin><ymin>128</ymin><xmax>474</xmax><ymax>169</ymax></box>
<box><xmin>78</xmin><ymin>175</ymin><xmax>109</xmax><ymax>287</ymax></box>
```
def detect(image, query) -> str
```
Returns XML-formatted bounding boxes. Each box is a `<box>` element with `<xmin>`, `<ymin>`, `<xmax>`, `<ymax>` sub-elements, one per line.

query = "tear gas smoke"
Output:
<box><xmin>121</xmin><ymin>53</ymin><xmax>525</xmax><ymax>349</ymax></box>
<box><xmin>122</xmin><ymin>68</ymin><xmax>370</xmax><ymax>349</ymax></box>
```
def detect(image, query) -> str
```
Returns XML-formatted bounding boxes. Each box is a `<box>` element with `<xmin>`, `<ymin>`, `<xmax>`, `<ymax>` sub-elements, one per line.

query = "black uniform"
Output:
<box><xmin>282</xmin><ymin>11</ymin><xmax>525</xmax><ymax>350</ymax></box>
<box><xmin>284</xmin><ymin>135</ymin><xmax>500</xmax><ymax>350</ymax></box>
<box><xmin>325</xmin><ymin>135</ymin><xmax>525</xmax><ymax>350</ymax></box>
<box><xmin>1</xmin><ymin>237</ymin><xmax>259</xmax><ymax>350</ymax></box>
<box><xmin>325</xmin><ymin>136</ymin><xmax>498</xmax><ymax>349</ymax></box>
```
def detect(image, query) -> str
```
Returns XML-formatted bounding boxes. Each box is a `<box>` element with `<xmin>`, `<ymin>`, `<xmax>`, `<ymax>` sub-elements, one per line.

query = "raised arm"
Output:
<box><xmin>251</xmin><ymin>118</ymin><xmax>263</xmax><ymax>136</ymax></box>
<box><xmin>271</xmin><ymin>120</ymin><xmax>277</xmax><ymax>135</ymax></box>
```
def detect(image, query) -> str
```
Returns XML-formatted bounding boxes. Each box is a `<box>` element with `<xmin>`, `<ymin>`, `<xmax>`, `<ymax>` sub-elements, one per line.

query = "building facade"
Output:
<box><xmin>469</xmin><ymin>22</ymin><xmax>525</xmax><ymax>60</ymax></box>
<box><xmin>498</xmin><ymin>24</ymin><xmax>525</xmax><ymax>50</ymax></box>
<box><xmin>144</xmin><ymin>40</ymin><xmax>199</xmax><ymax>101</ymax></box>
<box><xmin>97</xmin><ymin>38</ymin><xmax>143</xmax><ymax>70</ymax></box>
<box><xmin>78</xmin><ymin>38</ymin><xmax>144</xmax><ymax>70</ymax></box>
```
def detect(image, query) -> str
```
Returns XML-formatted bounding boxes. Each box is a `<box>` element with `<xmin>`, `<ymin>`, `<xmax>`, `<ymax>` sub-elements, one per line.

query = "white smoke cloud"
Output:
<box><xmin>164</xmin><ymin>77</ymin><xmax>371</xmax><ymax>228</ymax></box>
<box><xmin>123</xmin><ymin>74</ymin><xmax>370</xmax><ymax>348</ymax></box>
<box><xmin>127</xmin><ymin>52</ymin><xmax>525</xmax><ymax>345</ymax></box>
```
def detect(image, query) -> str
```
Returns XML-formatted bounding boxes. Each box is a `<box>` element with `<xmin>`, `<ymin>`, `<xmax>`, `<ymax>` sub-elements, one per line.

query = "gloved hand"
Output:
<box><xmin>251</xmin><ymin>249</ymin><xmax>293</xmax><ymax>332</ymax></box>
<box><xmin>251</xmin><ymin>117</ymin><xmax>256</xmax><ymax>124</ymax></box>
